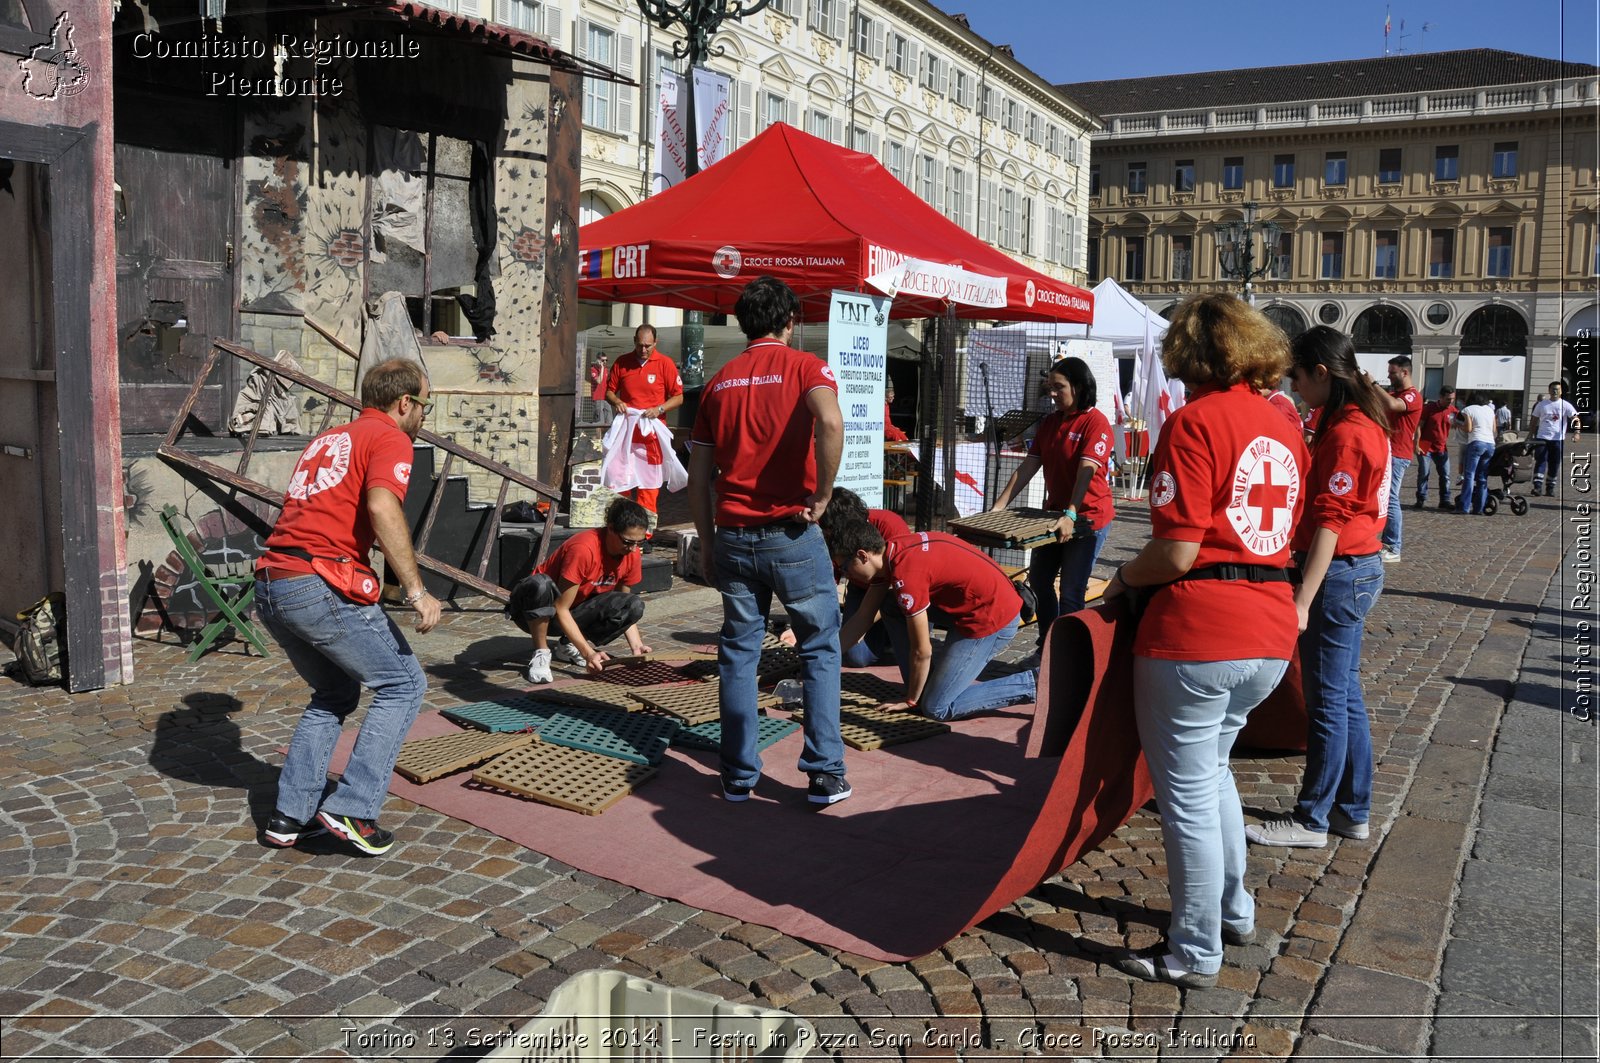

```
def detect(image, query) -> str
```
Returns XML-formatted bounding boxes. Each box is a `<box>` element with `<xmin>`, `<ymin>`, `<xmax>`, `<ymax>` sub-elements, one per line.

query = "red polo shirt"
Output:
<box><xmin>1388</xmin><ymin>386</ymin><xmax>1422</xmax><ymax>458</ymax></box>
<box><xmin>1029</xmin><ymin>407</ymin><xmax>1115</xmax><ymax>530</ymax></box>
<box><xmin>885</xmin><ymin>531</ymin><xmax>1021</xmax><ymax>638</ymax></box>
<box><xmin>690</xmin><ymin>341</ymin><xmax>838</xmax><ymax>527</ymax></box>
<box><xmin>536</xmin><ymin>528</ymin><xmax>640</xmax><ymax>603</ymax></box>
<box><xmin>260</xmin><ymin>409</ymin><xmax>414</xmax><ymax>577</ymax></box>
<box><xmin>606</xmin><ymin>349</ymin><xmax>683</xmax><ymax>411</ymax></box>
<box><xmin>1136</xmin><ymin>384</ymin><xmax>1307</xmax><ymax>662</ymax></box>
<box><xmin>1292</xmin><ymin>405</ymin><xmax>1390</xmax><ymax>557</ymax></box>
<box><xmin>1418</xmin><ymin>399</ymin><xmax>1457</xmax><ymax>455</ymax></box>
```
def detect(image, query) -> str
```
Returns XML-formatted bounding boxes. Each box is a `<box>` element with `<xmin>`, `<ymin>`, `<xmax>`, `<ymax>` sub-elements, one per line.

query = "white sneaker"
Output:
<box><xmin>525</xmin><ymin>648</ymin><xmax>553</xmax><ymax>684</ymax></box>
<box><xmin>1244</xmin><ymin>815</ymin><xmax>1327</xmax><ymax>848</ymax></box>
<box><xmin>1380</xmin><ymin>548</ymin><xmax>1402</xmax><ymax>564</ymax></box>
<box><xmin>1327</xmin><ymin>808</ymin><xmax>1370</xmax><ymax>840</ymax></box>
<box><xmin>550</xmin><ymin>641</ymin><xmax>586</xmax><ymax>667</ymax></box>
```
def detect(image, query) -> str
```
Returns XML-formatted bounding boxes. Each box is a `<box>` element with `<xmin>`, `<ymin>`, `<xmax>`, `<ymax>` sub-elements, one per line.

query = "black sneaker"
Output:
<box><xmin>316</xmin><ymin>811</ymin><xmax>395</xmax><ymax>855</ymax></box>
<box><xmin>263</xmin><ymin>812</ymin><xmax>326</xmax><ymax>848</ymax></box>
<box><xmin>720</xmin><ymin>776</ymin><xmax>753</xmax><ymax>802</ymax></box>
<box><xmin>807</xmin><ymin>773</ymin><xmax>852</xmax><ymax>805</ymax></box>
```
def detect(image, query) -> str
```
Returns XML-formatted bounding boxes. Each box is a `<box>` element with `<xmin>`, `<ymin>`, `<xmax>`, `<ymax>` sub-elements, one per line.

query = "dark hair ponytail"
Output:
<box><xmin>1290</xmin><ymin>326</ymin><xmax>1390</xmax><ymax>433</ymax></box>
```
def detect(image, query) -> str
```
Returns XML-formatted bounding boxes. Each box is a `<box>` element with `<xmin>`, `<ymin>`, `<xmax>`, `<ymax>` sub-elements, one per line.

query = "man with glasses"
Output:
<box><xmin>507</xmin><ymin>497</ymin><xmax>654</xmax><ymax>683</ymax></box>
<box><xmin>255</xmin><ymin>358</ymin><xmax>441</xmax><ymax>857</ymax></box>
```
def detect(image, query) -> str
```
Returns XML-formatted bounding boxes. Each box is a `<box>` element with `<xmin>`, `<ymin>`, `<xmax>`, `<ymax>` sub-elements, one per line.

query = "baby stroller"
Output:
<box><xmin>1482</xmin><ymin>435</ymin><xmax>1531</xmax><ymax>516</ymax></box>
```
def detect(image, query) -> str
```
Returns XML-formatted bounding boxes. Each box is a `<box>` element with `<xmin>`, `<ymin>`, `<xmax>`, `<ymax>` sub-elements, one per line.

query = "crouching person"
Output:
<box><xmin>832</xmin><ymin>520</ymin><xmax>1037</xmax><ymax>720</ymax></box>
<box><xmin>508</xmin><ymin>498</ymin><xmax>653</xmax><ymax>683</ymax></box>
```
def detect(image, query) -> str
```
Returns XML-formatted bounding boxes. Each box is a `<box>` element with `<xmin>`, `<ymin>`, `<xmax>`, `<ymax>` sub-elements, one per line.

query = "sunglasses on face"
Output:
<box><xmin>406</xmin><ymin>394</ymin><xmax>434</xmax><ymax>414</ymax></box>
<box><xmin>618</xmin><ymin>535</ymin><xmax>648</xmax><ymax>550</ymax></box>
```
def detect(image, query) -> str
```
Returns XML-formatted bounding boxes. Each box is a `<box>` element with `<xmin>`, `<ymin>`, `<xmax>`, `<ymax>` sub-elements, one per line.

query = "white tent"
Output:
<box><xmin>1064</xmin><ymin>277</ymin><xmax>1171</xmax><ymax>358</ymax></box>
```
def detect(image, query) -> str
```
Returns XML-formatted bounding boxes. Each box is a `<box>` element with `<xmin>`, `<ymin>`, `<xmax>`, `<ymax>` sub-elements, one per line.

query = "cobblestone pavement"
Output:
<box><xmin>0</xmin><ymin>489</ymin><xmax>1594</xmax><ymax>1061</ymax></box>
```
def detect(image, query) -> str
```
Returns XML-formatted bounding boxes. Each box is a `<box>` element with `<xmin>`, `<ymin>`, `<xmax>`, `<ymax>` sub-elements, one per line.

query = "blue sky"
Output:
<box><xmin>943</xmin><ymin>1</ymin><xmax>1599</xmax><ymax>84</ymax></box>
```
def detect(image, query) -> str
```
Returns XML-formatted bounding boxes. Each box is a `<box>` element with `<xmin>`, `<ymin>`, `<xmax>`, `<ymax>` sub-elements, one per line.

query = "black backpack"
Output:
<box><xmin>10</xmin><ymin>593</ymin><xmax>66</xmax><ymax>686</ymax></box>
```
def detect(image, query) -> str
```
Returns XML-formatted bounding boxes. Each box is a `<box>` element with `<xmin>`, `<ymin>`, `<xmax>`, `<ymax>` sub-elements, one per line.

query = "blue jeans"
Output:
<box><xmin>1533</xmin><ymin>438</ymin><xmax>1566</xmax><ymax>489</ymax></box>
<box><xmin>714</xmin><ymin>523</ymin><xmax>844</xmax><ymax>786</ymax></box>
<box><xmin>255</xmin><ymin>575</ymin><xmax>427</xmax><ymax>823</ymax></box>
<box><xmin>1381</xmin><ymin>456</ymin><xmax>1410</xmax><ymax>551</ymax></box>
<box><xmin>1459</xmin><ymin>440</ymin><xmax>1494</xmax><ymax>514</ymax></box>
<box><xmin>1028</xmin><ymin>526</ymin><xmax>1110</xmax><ymax>648</ymax></box>
<box><xmin>1414</xmin><ymin>450</ymin><xmax>1450</xmax><ymax>506</ymax></box>
<box><xmin>918</xmin><ymin>612</ymin><xmax>1036</xmax><ymax>721</ymax></box>
<box><xmin>841</xmin><ymin>582</ymin><xmax>897</xmax><ymax>669</ymax></box>
<box><xmin>1294</xmin><ymin>552</ymin><xmax>1383</xmax><ymax>833</ymax></box>
<box><xmin>1133</xmin><ymin>655</ymin><xmax>1289</xmax><ymax>975</ymax></box>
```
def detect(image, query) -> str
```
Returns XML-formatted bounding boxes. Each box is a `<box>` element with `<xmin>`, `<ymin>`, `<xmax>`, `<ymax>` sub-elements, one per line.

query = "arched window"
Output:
<box><xmin>1262</xmin><ymin>303</ymin><xmax>1308</xmax><ymax>342</ymax></box>
<box><xmin>1351</xmin><ymin>305</ymin><xmax>1412</xmax><ymax>353</ymax></box>
<box><xmin>1461</xmin><ymin>305</ymin><xmax>1528</xmax><ymax>354</ymax></box>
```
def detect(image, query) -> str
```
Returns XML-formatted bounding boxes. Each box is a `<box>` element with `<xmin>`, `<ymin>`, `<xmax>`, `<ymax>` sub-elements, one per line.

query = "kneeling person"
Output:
<box><xmin>509</xmin><ymin>498</ymin><xmax>653</xmax><ymax>682</ymax></box>
<box><xmin>832</xmin><ymin>521</ymin><xmax>1037</xmax><ymax>720</ymax></box>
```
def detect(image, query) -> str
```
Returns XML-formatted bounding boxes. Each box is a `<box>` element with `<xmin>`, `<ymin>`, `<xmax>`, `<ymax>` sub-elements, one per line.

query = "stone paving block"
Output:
<box><xmin>1362</xmin><ymin>815</ymin><xmax>1468</xmax><ymax>900</ymax></box>
<box><xmin>1335</xmin><ymin>890</ymin><xmax>1451</xmax><ymax>982</ymax></box>
<box><xmin>1305</xmin><ymin>964</ymin><xmax>1432</xmax><ymax>1056</ymax></box>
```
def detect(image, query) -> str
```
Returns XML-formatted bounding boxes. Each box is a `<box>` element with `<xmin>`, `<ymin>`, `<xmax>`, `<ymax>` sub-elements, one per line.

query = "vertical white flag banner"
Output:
<box><xmin>652</xmin><ymin>70</ymin><xmax>688</xmax><ymax>195</ymax></box>
<box><xmin>692</xmin><ymin>67</ymin><xmax>732</xmax><ymax>170</ymax></box>
<box><xmin>827</xmin><ymin>290</ymin><xmax>894</xmax><ymax>509</ymax></box>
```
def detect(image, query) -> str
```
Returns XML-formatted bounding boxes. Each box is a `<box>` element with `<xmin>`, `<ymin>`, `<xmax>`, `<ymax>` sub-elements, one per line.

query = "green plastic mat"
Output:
<box><xmin>440</xmin><ymin>697</ymin><xmax>560</xmax><ymax>733</ymax></box>
<box><xmin>537</xmin><ymin>706</ymin><xmax>682</xmax><ymax>766</ymax></box>
<box><xmin>672</xmin><ymin>714</ymin><xmax>799</xmax><ymax>753</ymax></box>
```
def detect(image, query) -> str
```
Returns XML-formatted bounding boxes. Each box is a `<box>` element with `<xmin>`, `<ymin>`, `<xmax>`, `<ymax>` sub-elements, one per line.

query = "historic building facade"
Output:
<box><xmin>1062</xmin><ymin>49</ymin><xmax>1599</xmax><ymax>421</ymax></box>
<box><xmin>479</xmin><ymin>0</ymin><xmax>1098</xmax><ymax>330</ymax></box>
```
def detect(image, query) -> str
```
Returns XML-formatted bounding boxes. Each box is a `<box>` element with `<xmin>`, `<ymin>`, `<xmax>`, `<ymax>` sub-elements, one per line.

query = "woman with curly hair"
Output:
<box><xmin>1103</xmin><ymin>294</ymin><xmax>1309</xmax><ymax>988</ymax></box>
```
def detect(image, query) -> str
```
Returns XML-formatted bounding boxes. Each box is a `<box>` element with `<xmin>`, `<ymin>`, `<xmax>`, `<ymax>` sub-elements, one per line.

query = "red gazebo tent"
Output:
<box><xmin>577</xmin><ymin>123</ymin><xmax>1093</xmax><ymax>324</ymax></box>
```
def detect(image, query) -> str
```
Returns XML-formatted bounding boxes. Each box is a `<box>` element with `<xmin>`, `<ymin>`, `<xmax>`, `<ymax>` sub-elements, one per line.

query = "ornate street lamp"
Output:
<box><xmin>1214</xmin><ymin>201</ymin><xmax>1281</xmax><ymax>304</ymax></box>
<box><xmin>634</xmin><ymin>0</ymin><xmax>772</xmax><ymax>389</ymax></box>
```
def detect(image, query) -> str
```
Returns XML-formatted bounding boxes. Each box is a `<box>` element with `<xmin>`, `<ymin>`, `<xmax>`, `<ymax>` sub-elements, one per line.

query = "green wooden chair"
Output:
<box><xmin>156</xmin><ymin>504</ymin><xmax>272</xmax><ymax>661</ymax></box>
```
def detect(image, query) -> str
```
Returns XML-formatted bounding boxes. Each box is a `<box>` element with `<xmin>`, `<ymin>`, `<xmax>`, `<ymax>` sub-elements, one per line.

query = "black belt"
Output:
<box><xmin>1177</xmin><ymin>563</ymin><xmax>1291</xmax><ymax>584</ymax></box>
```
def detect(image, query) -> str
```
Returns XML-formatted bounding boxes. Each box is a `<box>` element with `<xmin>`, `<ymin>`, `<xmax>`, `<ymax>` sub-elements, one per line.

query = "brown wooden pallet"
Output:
<box><xmin>631</xmin><ymin>678</ymin><xmax>781</xmax><ymax>725</ymax></box>
<box><xmin>470</xmin><ymin>744</ymin><xmax>656</xmax><ymax>815</ymax></box>
<box><xmin>537</xmin><ymin>680</ymin><xmax>644</xmax><ymax>713</ymax></box>
<box><xmin>947</xmin><ymin>508</ymin><xmax>1061</xmax><ymax>549</ymax></box>
<box><xmin>793</xmin><ymin>704</ymin><xmax>949</xmax><ymax>751</ymax></box>
<box><xmin>839</xmin><ymin>672</ymin><xmax>908</xmax><ymax>709</ymax></box>
<box><xmin>394</xmin><ymin>730</ymin><xmax>538</xmax><ymax>784</ymax></box>
<box><xmin>583</xmin><ymin>660</ymin><xmax>701</xmax><ymax>688</ymax></box>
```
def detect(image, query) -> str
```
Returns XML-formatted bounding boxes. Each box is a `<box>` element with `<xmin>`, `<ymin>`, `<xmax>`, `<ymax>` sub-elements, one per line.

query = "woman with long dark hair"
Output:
<box><xmin>1247</xmin><ymin>325</ymin><xmax>1389</xmax><ymax>849</ymax></box>
<box><xmin>991</xmin><ymin>356</ymin><xmax>1115</xmax><ymax>655</ymax></box>
<box><xmin>1102</xmin><ymin>295</ymin><xmax>1307</xmax><ymax>987</ymax></box>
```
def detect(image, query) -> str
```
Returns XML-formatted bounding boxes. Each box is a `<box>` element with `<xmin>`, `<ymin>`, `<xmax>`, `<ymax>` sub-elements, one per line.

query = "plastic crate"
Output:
<box><xmin>479</xmin><ymin>969</ymin><xmax>815</xmax><ymax>1062</ymax></box>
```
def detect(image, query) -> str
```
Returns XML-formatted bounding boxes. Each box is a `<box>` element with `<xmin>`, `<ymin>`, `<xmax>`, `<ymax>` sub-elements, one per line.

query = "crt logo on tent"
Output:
<box><xmin>580</xmin><ymin>244</ymin><xmax>650</xmax><ymax>280</ymax></box>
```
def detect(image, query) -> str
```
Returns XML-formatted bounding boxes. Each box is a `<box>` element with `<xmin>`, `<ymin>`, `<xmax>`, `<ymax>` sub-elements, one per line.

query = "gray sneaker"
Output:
<box><xmin>1244</xmin><ymin>815</ymin><xmax>1327</xmax><ymax>848</ymax></box>
<box><xmin>1328</xmin><ymin>808</ymin><xmax>1370</xmax><ymax>840</ymax></box>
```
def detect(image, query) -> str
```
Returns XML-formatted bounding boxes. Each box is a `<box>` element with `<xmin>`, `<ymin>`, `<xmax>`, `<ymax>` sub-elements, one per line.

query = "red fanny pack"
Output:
<box><xmin>276</xmin><ymin>547</ymin><xmax>382</xmax><ymax>606</ymax></box>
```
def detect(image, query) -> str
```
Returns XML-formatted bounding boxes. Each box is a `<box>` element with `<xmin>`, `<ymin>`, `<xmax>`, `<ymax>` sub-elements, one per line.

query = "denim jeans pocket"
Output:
<box><xmin>1351</xmin><ymin>571</ymin><xmax>1383</xmax><ymax>615</ymax></box>
<box><xmin>267</xmin><ymin>578</ymin><xmax>348</xmax><ymax>647</ymax></box>
<box><xmin>770</xmin><ymin>556</ymin><xmax>824</xmax><ymax>604</ymax></box>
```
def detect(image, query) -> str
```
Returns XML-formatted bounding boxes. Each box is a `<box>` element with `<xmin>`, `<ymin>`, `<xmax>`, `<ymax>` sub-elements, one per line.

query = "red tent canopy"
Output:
<box><xmin>577</xmin><ymin>123</ymin><xmax>1093</xmax><ymax>324</ymax></box>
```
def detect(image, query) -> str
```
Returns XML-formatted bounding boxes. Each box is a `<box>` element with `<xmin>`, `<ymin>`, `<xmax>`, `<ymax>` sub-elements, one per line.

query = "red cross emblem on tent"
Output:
<box><xmin>1227</xmin><ymin>436</ymin><xmax>1300</xmax><ymax>556</ymax></box>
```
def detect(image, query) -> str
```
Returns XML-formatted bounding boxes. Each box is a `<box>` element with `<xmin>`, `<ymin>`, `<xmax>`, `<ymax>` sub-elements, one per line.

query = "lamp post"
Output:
<box><xmin>1214</xmin><ymin>201</ymin><xmax>1281</xmax><ymax>304</ymax></box>
<box><xmin>634</xmin><ymin>0</ymin><xmax>771</xmax><ymax>390</ymax></box>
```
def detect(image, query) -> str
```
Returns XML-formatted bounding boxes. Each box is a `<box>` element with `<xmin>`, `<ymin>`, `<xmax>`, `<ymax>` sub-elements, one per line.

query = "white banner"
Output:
<box><xmin>866</xmin><ymin>257</ymin><xmax>1008</xmax><ymax>309</ymax></box>
<box><xmin>652</xmin><ymin>67</ymin><xmax>732</xmax><ymax>194</ymax></box>
<box><xmin>826</xmin><ymin>290</ymin><xmax>893</xmax><ymax>509</ymax></box>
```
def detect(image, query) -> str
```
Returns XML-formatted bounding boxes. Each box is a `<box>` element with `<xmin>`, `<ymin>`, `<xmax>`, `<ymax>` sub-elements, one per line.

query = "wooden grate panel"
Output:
<box><xmin>794</xmin><ymin>704</ymin><xmax>950</xmax><ymax>751</ymax></box>
<box><xmin>537</xmin><ymin>706</ymin><xmax>681</xmax><ymax>766</ymax></box>
<box><xmin>632</xmin><ymin>678</ymin><xmax>781</xmax><ymax>725</ymax></box>
<box><xmin>440</xmin><ymin>698</ymin><xmax>560</xmax><ymax>733</ymax></box>
<box><xmin>471</xmin><ymin>744</ymin><xmax>656</xmax><ymax>815</ymax></box>
<box><xmin>673</xmin><ymin>715</ymin><xmax>799</xmax><ymax>753</ymax></box>
<box><xmin>394</xmin><ymin>730</ymin><xmax>537</xmax><ymax>784</ymax></box>
<box><xmin>839</xmin><ymin>672</ymin><xmax>908</xmax><ymax>708</ymax></box>
<box><xmin>537</xmin><ymin>680</ymin><xmax>645</xmax><ymax>713</ymax></box>
<box><xmin>583</xmin><ymin>660</ymin><xmax>701</xmax><ymax>688</ymax></box>
<box><xmin>947</xmin><ymin>508</ymin><xmax>1062</xmax><ymax>549</ymax></box>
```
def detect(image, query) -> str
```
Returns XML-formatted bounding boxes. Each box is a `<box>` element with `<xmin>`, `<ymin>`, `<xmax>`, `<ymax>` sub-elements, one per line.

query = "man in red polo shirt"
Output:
<box><xmin>254</xmin><ymin>358</ymin><xmax>441</xmax><ymax>857</ymax></box>
<box><xmin>834</xmin><ymin>523</ymin><xmax>1035</xmax><ymax>721</ymax></box>
<box><xmin>1415</xmin><ymin>385</ymin><xmax>1457</xmax><ymax>510</ymax></box>
<box><xmin>687</xmin><ymin>276</ymin><xmax>849</xmax><ymax>806</ymax></box>
<box><xmin>606</xmin><ymin>324</ymin><xmax>684</xmax><ymax>526</ymax></box>
<box><xmin>1376</xmin><ymin>355</ymin><xmax>1421</xmax><ymax>563</ymax></box>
